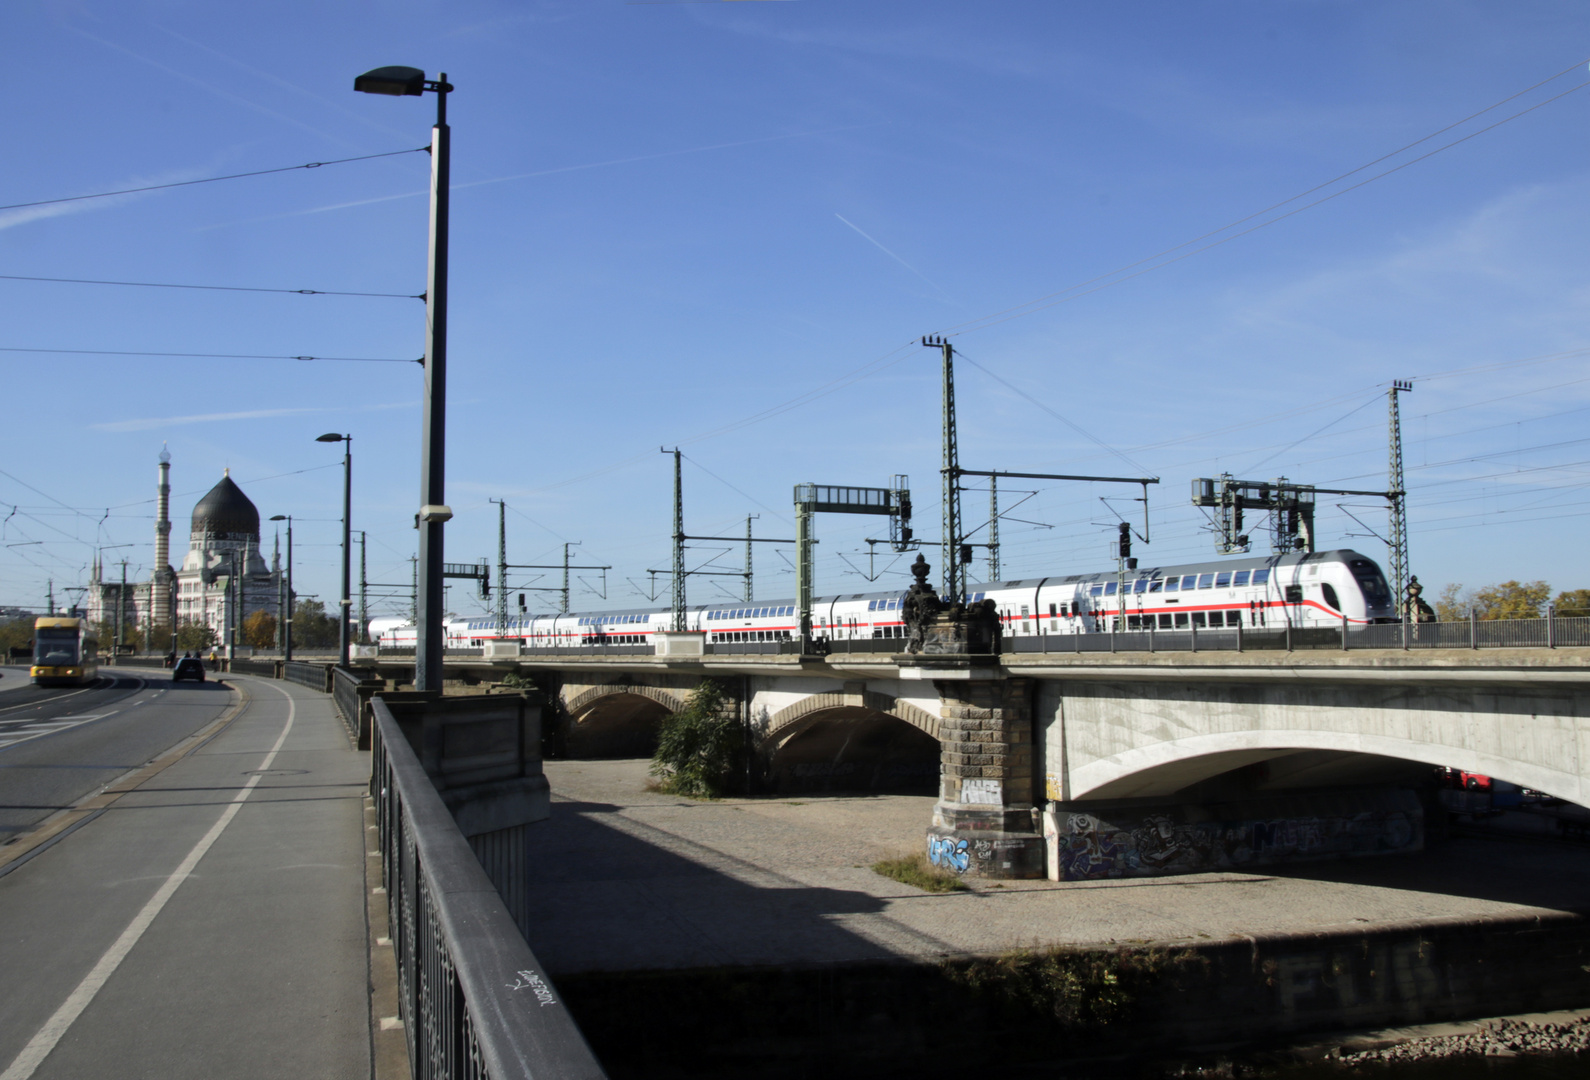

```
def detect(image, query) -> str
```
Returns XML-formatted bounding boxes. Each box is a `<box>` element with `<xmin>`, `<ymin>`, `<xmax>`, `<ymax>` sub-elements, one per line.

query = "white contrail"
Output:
<box><xmin>834</xmin><ymin>213</ymin><xmax>953</xmax><ymax>300</ymax></box>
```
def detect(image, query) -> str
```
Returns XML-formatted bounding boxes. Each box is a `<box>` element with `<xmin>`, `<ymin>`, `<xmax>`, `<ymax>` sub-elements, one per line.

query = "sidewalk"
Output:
<box><xmin>0</xmin><ymin>674</ymin><xmax>375</xmax><ymax>1080</ymax></box>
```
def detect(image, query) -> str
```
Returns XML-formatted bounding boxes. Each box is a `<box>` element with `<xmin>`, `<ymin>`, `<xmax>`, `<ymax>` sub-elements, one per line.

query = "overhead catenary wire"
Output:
<box><xmin>0</xmin><ymin>347</ymin><xmax>418</xmax><ymax>364</ymax></box>
<box><xmin>0</xmin><ymin>274</ymin><xmax>421</xmax><ymax>300</ymax></box>
<box><xmin>0</xmin><ymin>147</ymin><xmax>427</xmax><ymax>213</ymax></box>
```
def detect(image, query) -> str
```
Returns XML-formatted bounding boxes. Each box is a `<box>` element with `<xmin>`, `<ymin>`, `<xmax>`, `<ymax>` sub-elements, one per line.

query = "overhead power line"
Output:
<box><xmin>0</xmin><ymin>273</ymin><xmax>420</xmax><ymax>300</ymax></box>
<box><xmin>0</xmin><ymin>147</ymin><xmax>427</xmax><ymax>213</ymax></box>
<box><xmin>0</xmin><ymin>347</ymin><xmax>418</xmax><ymax>364</ymax></box>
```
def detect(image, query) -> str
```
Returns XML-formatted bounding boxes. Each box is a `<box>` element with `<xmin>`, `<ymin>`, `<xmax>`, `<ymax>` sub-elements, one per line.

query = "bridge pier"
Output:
<box><xmin>916</xmin><ymin>663</ymin><xmax>1045</xmax><ymax>878</ymax></box>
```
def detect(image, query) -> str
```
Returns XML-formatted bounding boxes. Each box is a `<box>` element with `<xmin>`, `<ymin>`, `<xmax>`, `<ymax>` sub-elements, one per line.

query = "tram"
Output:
<box><xmin>31</xmin><ymin>616</ymin><xmax>100</xmax><ymax>687</ymax></box>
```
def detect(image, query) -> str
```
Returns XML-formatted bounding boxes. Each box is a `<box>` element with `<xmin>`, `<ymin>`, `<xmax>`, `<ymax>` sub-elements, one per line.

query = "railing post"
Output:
<box><xmin>1548</xmin><ymin>604</ymin><xmax>1556</xmax><ymax>649</ymax></box>
<box><xmin>1469</xmin><ymin>607</ymin><xmax>1478</xmax><ymax>650</ymax></box>
<box><xmin>1149</xmin><ymin>622</ymin><xmax>1156</xmax><ymax>654</ymax></box>
<box><xmin>1234</xmin><ymin>623</ymin><xmax>1241</xmax><ymax>653</ymax></box>
<box><xmin>1110</xmin><ymin>628</ymin><xmax>1116</xmax><ymax>653</ymax></box>
<box><xmin>1342</xmin><ymin>614</ymin><xmax>1348</xmax><ymax>652</ymax></box>
<box><xmin>1190</xmin><ymin>620</ymin><xmax>1197</xmax><ymax>654</ymax></box>
<box><xmin>1402</xmin><ymin>615</ymin><xmax>1409</xmax><ymax>651</ymax></box>
<box><xmin>1285</xmin><ymin>616</ymin><xmax>1292</xmax><ymax>653</ymax></box>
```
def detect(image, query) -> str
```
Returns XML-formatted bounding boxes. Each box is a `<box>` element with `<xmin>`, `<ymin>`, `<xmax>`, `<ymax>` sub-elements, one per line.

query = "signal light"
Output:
<box><xmin>1117</xmin><ymin>522</ymin><xmax>1132</xmax><ymax>560</ymax></box>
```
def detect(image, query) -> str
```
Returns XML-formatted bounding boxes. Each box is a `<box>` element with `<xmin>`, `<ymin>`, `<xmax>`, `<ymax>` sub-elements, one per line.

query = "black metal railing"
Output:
<box><xmin>371</xmin><ymin>699</ymin><xmax>606</xmax><ymax>1080</ymax></box>
<box><xmin>284</xmin><ymin>660</ymin><xmax>334</xmax><ymax>692</ymax></box>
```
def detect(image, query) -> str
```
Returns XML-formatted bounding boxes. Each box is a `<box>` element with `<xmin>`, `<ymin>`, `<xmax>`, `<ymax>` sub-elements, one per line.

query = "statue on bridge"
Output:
<box><xmin>900</xmin><ymin>554</ymin><xmax>1002</xmax><ymax>656</ymax></box>
<box><xmin>1405</xmin><ymin>576</ymin><xmax>1436</xmax><ymax>624</ymax></box>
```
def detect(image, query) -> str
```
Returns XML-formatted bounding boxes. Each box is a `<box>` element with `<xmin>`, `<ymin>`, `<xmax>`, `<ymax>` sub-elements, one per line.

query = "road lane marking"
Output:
<box><xmin>0</xmin><ymin>684</ymin><xmax>295</xmax><ymax>1080</ymax></box>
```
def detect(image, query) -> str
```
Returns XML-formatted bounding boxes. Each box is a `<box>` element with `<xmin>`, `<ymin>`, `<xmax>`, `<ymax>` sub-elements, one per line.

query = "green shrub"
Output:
<box><xmin>650</xmin><ymin>680</ymin><xmax>739</xmax><ymax>798</ymax></box>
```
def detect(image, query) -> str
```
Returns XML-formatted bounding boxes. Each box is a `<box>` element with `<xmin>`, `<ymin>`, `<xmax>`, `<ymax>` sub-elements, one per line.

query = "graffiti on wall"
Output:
<box><xmin>927</xmin><ymin>835</ymin><xmax>970</xmax><ymax>873</ymax></box>
<box><xmin>1049</xmin><ymin>791</ymin><xmax>1423</xmax><ymax>881</ymax></box>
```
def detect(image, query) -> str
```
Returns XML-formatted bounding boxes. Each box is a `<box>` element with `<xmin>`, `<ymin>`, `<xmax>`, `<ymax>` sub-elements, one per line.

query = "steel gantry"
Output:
<box><xmin>793</xmin><ymin>479</ymin><xmax>913</xmax><ymax>649</ymax></box>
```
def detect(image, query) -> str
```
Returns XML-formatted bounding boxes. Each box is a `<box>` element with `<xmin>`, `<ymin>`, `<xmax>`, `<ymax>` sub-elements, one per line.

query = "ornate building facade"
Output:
<box><xmin>88</xmin><ymin>452</ymin><xmax>285</xmax><ymax>649</ymax></box>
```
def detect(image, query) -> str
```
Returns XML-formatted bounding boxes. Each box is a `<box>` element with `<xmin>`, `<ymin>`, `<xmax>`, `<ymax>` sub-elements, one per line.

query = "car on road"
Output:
<box><xmin>172</xmin><ymin>657</ymin><xmax>206</xmax><ymax>683</ymax></box>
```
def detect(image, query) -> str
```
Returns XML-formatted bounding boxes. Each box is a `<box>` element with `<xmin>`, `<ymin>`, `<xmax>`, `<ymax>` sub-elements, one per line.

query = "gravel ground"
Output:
<box><xmin>1338</xmin><ymin>1012</ymin><xmax>1590</xmax><ymax>1066</ymax></box>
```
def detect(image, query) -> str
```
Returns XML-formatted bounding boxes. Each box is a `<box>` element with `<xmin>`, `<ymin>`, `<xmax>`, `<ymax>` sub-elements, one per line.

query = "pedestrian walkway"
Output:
<box><xmin>0</xmin><ymin>673</ymin><xmax>374</xmax><ymax>1080</ymax></box>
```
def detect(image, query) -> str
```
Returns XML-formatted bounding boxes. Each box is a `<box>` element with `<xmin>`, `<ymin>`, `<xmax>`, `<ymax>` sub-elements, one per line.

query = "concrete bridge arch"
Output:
<box><xmin>1046</xmin><ymin>678</ymin><xmax>1590</xmax><ymax>808</ymax></box>
<box><xmin>757</xmin><ymin>688</ymin><xmax>942</xmax><ymax>795</ymax></box>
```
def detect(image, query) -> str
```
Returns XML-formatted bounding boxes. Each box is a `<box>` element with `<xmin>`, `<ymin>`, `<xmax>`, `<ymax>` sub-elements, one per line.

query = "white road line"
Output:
<box><xmin>0</xmin><ymin>684</ymin><xmax>297</xmax><ymax>1080</ymax></box>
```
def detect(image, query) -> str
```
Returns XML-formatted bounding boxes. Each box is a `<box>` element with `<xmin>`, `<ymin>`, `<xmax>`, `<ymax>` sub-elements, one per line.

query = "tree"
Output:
<box><xmin>242</xmin><ymin>610</ymin><xmax>277</xmax><ymax>649</ymax></box>
<box><xmin>292</xmin><ymin>599</ymin><xmax>339</xmax><ymax>648</ymax></box>
<box><xmin>175</xmin><ymin>619</ymin><xmax>217</xmax><ymax>652</ymax></box>
<box><xmin>1434</xmin><ymin>583</ymin><xmax>1470</xmax><ymax>622</ymax></box>
<box><xmin>1554</xmin><ymin>589</ymin><xmax>1590</xmax><ymax>618</ymax></box>
<box><xmin>649</xmin><ymin>680</ymin><xmax>741</xmax><ymax>798</ymax></box>
<box><xmin>0</xmin><ymin>616</ymin><xmax>33</xmax><ymax>659</ymax></box>
<box><xmin>1471</xmin><ymin>580</ymin><xmax>1551</xmax><ymax>621</ymax></box>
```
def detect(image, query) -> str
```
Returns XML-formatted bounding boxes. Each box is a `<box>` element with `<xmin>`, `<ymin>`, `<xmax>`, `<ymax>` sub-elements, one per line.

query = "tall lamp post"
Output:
<box><xmin>354</xmin><ymin>65</ymin><xmax>453</xmax><ymax>692</ymax></box>
<box><xmin>270</xmin><ymin>515</ymin><xmax>294</xmax><ymax>662</ymax></box>
<box><xmin>316</xmin><ymin>433</ymin><xmax>353</xmax><ymax>668</ymax></box>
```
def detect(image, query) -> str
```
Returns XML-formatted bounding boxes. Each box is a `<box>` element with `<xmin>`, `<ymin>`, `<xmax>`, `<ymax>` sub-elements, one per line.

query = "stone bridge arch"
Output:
<box><xmin>758</xmin><ymin>689</ymin><xmax>942</xmax><ymax>795</ymax></box>
<box><xmin>558</xmin><ymin>682</ymin><xmax>690</xmax><ymax>759</ymax></box>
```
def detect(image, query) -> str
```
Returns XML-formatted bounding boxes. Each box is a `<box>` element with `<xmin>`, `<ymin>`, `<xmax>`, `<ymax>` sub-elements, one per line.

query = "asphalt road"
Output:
<box><xmin>0</xmin><ymin>665</ymin><xmax>233</xmax><ymax>840</ymax></box>
<box><xmin>0</xmin><ymin>670</ymin><xmax>371</xmax><ymax>1080</ymax></box>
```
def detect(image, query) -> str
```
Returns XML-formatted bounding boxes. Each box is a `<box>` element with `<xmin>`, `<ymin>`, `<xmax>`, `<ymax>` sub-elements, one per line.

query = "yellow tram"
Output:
<box><xmin>31</xmin><ymin>616</ymin><xmax>99</xmax><ymax>687</ymax></box>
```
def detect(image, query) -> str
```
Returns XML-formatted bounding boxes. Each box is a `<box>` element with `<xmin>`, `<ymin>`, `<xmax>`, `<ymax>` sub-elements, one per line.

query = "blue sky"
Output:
<box><xmin>3</xmin><ymin>1</ymin><xmax>1589</xmax><ymax>621</ymax></box>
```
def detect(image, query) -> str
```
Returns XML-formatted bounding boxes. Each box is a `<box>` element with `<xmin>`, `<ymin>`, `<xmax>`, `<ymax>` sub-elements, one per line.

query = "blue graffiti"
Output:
<box><xmin>927</xmin><ymin>835</ymin><xmax>969</xmax><ymax>874</ymax></box>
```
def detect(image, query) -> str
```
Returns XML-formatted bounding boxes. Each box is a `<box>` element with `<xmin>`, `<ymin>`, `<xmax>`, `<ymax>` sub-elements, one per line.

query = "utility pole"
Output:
<box><xmin>1388</xmin><ymin>380</ymin><xmax>1412</xmax><ymax>621</ymax></box>
<box><xmin>277</xmin><ymin>531</ymin><xmax>286</xmax><ymax>654</ymax></box>
<box><xmin>491</xmin><ymin>499</ymin><xmax>508</xmax><ymax>637</ymax></box>
<box><xmin>923</xmin><ymin>335</ymin><xmax>963</xmax><ymax>601</ymax></box>
<box><xmin>988</xmin><ymin>474</ymin><xmax>1000</xmax><ymax>583</ymax></box>
<box><xmin>561</xmin><ymin>541</ymin><xmax>582</xmax><ymax>614</ymax></box>
<box><xmin>664</xmin><ymin>447</ymin><xmax>685</xmax><ymax>630</ymax></box>
<box><xmin>410</xmin><ymin>555</ymin><xmax>418</xmax><ymax>625</ymax></box>
<box><xmin>117</xmin><ymin>559</ymin><xmax>127</xmax><ymax>653</ymax></box>
<box><xmin>744</xmin><ymin>515</ymin><xmax>757</xmax><ymax>602</ymax></box>
<box><xmin>358</xmin><ymin>530</ymin><xmax>368</xmax><ymax>644</ymax></box>
<box><xmin>47</xmin><ymin>579</ymin><xmax>54</xmax><ymax>616</ymax></box>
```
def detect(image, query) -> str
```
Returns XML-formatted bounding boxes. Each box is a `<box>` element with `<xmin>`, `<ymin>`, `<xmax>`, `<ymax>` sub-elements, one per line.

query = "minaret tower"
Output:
<box><xmin>153</xmin><ymin>445</ymin><xmax>173</xmax><ymax>628</ymax></box>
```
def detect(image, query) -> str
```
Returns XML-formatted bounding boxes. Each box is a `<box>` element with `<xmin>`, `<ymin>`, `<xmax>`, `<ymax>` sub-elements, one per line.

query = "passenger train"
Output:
<box><xmin>371</xmin><ymin>549</ymin><xmax>1396</xmax><ymax>649</ymax></box>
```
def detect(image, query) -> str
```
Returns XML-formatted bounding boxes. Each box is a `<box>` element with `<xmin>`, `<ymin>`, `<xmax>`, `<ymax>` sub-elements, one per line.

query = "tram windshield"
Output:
<box><xmin>1349</xmin><ymin>560</ymin><xmax>1392</xmax><ymax>607</ymax></box>
<box><xmin>34</xmin><ymin>628</ymin><xmax>79</xmax><ymax>665</ymax></box>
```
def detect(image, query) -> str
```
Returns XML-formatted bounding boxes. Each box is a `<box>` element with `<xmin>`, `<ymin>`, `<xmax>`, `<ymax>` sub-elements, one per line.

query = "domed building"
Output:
<box><xmin>175</xmin><ymin>468</ymin><xmax>284</xmax><ymax>646</ymax></box>
<box><xmin>86</xmin><ymin>452</ymin><xmax>285</xmax><ymax>653</ymax></box>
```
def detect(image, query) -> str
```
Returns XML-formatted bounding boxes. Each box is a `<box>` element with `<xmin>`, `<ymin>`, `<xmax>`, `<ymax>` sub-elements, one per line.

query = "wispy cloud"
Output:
<box><xmin>194</xmin><ymin>124</ymin><xmax>882</xmax><ymax>231</ymax></box>
<box><xmin>93</xmin><ymin>407</ymin><xmax>323</xmax><ymax>433</ymax></box>
<box><xmin>92</xmin><ymin>398</ymin><xmax>418</xmax><ymax>433</ymax></box>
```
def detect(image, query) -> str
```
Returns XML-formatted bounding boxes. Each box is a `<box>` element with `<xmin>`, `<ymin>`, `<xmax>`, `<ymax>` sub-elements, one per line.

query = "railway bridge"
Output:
<box><xmin>394</xmin><ymin>646</ymin><xmax>1590</xmax><ymax>879</ymax></box>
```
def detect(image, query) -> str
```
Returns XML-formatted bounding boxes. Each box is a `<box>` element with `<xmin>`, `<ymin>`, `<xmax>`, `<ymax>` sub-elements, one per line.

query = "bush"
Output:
<box><xmin>649</xmin><ymin>680</ymin><xmax>740</xmax><ymax>798</ymax></box>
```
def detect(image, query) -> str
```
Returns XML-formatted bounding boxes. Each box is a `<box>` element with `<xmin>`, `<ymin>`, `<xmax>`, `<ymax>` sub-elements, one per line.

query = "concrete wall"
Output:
<box><xmin>1040</xmin><ymin>678</ymin><xmax>1590</xmax><ymax>806</ymax></box>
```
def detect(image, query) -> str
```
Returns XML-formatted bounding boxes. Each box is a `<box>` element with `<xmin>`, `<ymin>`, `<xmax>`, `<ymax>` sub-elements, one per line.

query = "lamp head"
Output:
<box><xmin>316</xmin><ymin>433</ymin><xmax>345</xmax><ymax>443</ymax></box>
<box><xmin>269</xmin><ymin>515</ymin><xmax>287</xmax><ymax>522</ymax></box>
<box><xmin>354</xmin><ymin>66</ymin><xmax>425</xmax><ymax>97</ymax></box>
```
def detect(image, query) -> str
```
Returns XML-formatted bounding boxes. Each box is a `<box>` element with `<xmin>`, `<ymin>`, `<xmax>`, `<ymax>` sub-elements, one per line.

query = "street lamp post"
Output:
<box><xmin>316</xmin><ymin>434</ymin><xmax>353</xmax><ymax>668</ymax></box>
<box><xmin>354</xmin><ymin>65</ymin><xmax>452</xmax><ymax>693</ymax></box>
<box><xmin>270</xmin><ymin>515</ymin><xmax>293</xmax><ymax>662</ymax></box>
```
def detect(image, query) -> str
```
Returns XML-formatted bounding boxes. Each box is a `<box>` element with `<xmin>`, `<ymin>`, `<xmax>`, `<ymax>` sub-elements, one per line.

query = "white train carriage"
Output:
<box><xmin>371</xmin><ymin>548</ymin><xmax>1395</xmax><ymax>649</ymax></box>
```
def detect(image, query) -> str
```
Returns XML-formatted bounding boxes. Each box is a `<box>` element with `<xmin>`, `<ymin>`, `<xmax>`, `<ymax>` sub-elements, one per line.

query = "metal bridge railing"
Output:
<box><xmin>370</xmin><ymin>699</ymin><xmax>607</xmax><ymax>1080</ymax></box>
<box><xmin>283</xmin><ymin>660</ymin><xmax>334</xmax><ymax>693</ymax></box>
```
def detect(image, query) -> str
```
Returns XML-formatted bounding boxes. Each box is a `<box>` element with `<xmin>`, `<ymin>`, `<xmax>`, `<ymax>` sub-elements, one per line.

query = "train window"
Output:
<box><xmin>867</xmin><ymin>600</ymin><xmax>877</xmax><ymax>611</ymax></box>
<box><xmin>1149</xmin><ymin>579</ymin><xmax>1163</xmax><ymax>592</ymax></box>
<box><xmin>1048</xmin><ymin>603</ymin><xmax>1057</xmax><ymax>617</ymax></box>
<box><xmin>1215</xmin><ymin>572</ymin><xmax>1231</xmax><ymax>588</ymax></box>
<box><xmin>1104</xmin><ymin>582</ymin><xmax>1117</xmax><ymax>595</ymax></box>
<box><xmin>1252</xmin><ymin>569</ymin><xmax>1270</xmax><ymax>585</ymax></box>
<box><xmin>1197</xmin><ymin>574</ymin><xmax>1215</xmax><ymax>589</ymax></box>
<box><xmin>1233</xmin><ymin>570</ymin><xmax>1250</xmax><ymax>587</ymax></box>
<box><xmin>1134</xmin><ymin>579</ymin><xmax>1149</xmax><ymax>593</ymax></box>
<box><xmin>1285</xmin><ymin>585</ymin><xmax>1303</xmax><ymax>604</ymax></box>
<box><xmin>1192</xmin><ymin>612</ymin><xmax>1207</xmax><ymax>628</ymax></box>
<box><xmin>1321</xmin><ymin>583</ymin><xmax>1340</xmax><ymax>611</ymax></box>
<box><xmin>1164</xmin><ymin>577</ymin><xmax>1179</xmax><ymax>593</ymax></box>
<box><xmin>1158</xmin><ymin>613</ymin><xmax>1173</xmax><ymax>629</ymax></box>
<box><xmin>1178</xmin><ymin>575</ymin><xmax>1195</xmax><ymax>589</ymax></box>
<box><xmin>1174</xmin><ymin>613</ymin><xmax>1189</xmax><ymax>629</ymax></box>
<box><xmin>1090</xmin><ymin>584</ymin><xmax>1103</xmax><ymax>596</ymax></box>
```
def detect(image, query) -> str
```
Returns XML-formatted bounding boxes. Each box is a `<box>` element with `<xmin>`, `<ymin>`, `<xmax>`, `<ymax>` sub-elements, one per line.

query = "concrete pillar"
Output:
<box><xmin>926</xmin><ymin>673</ymin><xmax>1045</xmax><ymax>878</ymax></box>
